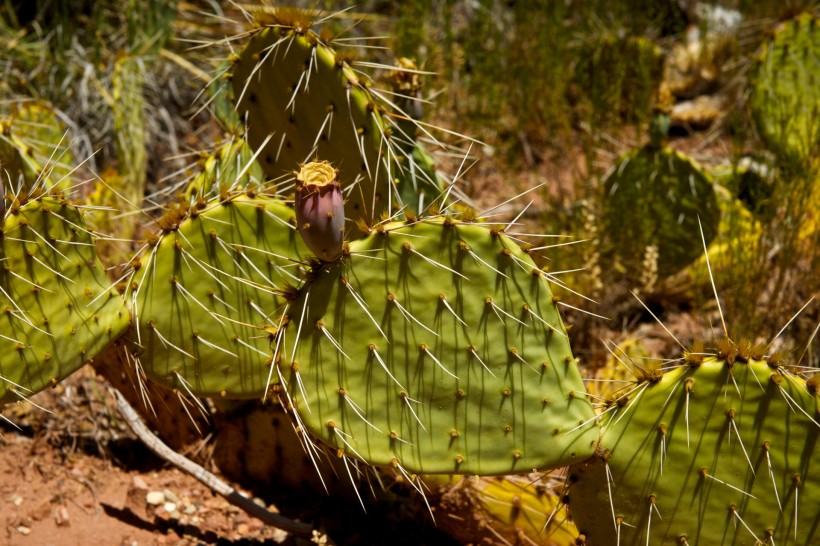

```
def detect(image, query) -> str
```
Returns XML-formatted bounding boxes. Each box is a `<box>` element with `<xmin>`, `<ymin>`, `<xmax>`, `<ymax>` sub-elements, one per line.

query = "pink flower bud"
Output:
<box><xmin>295</xmin><ymin>161</ymin><xmax>345</xmax><ymax>262</ymax></box>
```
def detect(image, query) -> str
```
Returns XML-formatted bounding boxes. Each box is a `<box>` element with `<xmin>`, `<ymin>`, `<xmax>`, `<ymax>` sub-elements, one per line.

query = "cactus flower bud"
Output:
<box><xmin>295</xmin><ymin>161</ymin><xmax>345</xmax><ymax>262</ymax></box>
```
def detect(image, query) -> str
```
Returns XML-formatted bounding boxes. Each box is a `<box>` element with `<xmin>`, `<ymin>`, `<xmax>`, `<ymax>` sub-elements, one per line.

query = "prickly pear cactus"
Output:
<box><xmin>389</xmin><ymin>57</ymin><xmax>445</xmax><ymax>210</ymax></box>
<box><xmin>750</xmin><ymin>12</ymin><xmax>820</xmax><ymax>167</ymax></box>
<box><xmin>0</xmin><ymin>101</ymin><xmax>74</xmax><ymax>192</ymax></box>
<box><xmin>0</xmin><ymin>195</ymin><xmax>131</xmax><ymax>406</ymax></box>
<box><xmin>601</xmin><ymin>147</ymin><xmax>720</xmax><ymax>278</ymax></box>
<box><xmin>228</xmin><ymin>12</ymin><xmax>435</xmax><ymax>232</ymax></box>
<box><xmin>686</xmin><ymin>183</ymin><xmax>762</xmax><ymax>290</ymax></box>
<box><xmin>586</xmin><ymin>337</ymin><xmax>651</xmax><ymax>402</ymax></box>
<box><xmin>568</xmin><ymin>344</ymin><xmax>819</xmax><ymax>545</ymax></box>
<box><xmin>276</xmin><ymin>217</ymin><xmax>598</xmax><ymax>475</ymax></box>
<box><xmin>130</xmin><ymin>193</ymin><xmax>309</xmax><ymax>398</ymax></box>
<box><xmin>186</xmin><ymin>137</ymin><xmax>266</xmax><ymax>198</ymax></box>
<box><xmin>434</xmin><ymin>473</ymin><xmax>580</xmax><ymax>545</ymax></box>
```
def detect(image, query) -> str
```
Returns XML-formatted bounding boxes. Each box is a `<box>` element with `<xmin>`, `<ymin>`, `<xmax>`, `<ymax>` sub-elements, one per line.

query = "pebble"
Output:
<box><xmin>163</xmin><ymin>502</ymin><xmax>177</xmax><ymax>513</ymax></box>
<box><xmin>162</xmin><ymin>489</ymin><xmax>179</xmax><ymax>504</ymax></box>
<box><xmin>16</xmin><ymin>526</ymin><xmax>31</xmax><ymax>536</ymax></box>
<box><xmin>55</xmin><ymin>505</ymin><xmax>70</xmax><ymax>527</ymax></box>
<box><xmin>146</xmin><ymin>491</ymin><xmax>165</xmax><ymax>505</ymax></box>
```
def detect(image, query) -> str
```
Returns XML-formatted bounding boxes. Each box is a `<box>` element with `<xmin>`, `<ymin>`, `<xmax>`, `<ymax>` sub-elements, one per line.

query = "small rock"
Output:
<box><xmin>54</xmin><ymin>505</ymin><xmax>70</xmax><ymax>527</ymax></box>
<box><xmin>146</xmin><ymin>491</ymin><xmax>165</xmax><ymax>506</ymax></box>
<box><xmin>132</xmin><ymin>476</ymin><xmax>148</xmax><ymax>490</ymax></box>
<box><xmin>9</xmin><ymin>494</ymin><xmax>23</xmax><ymax>507</ymax></box>
<box><xmin>163</xmin><ymin>502</ymin><xmax>177</xmax><ymax>513</ymax></box>
<box><xmin>184</xmin><ymin>504</ymin><xmax>197</xmax><ymax>515</ymax></box>
<box><xmin>670</xmin><ymin>95</ymin><xmax>725</xmax><ymax>131</ymax></box>
<box><xmin>16</xmin><ymin>526</ymin><xmax>31</xmax><ymax>536</ymax></box>
<box><xmin>162</xmin><ymin>489</ymin><xmax>179</xmax><ymax>504</ymax></box>
<box><xmin>237</xmin><ymin>523</ymin><xmax>250</xmax><ymax>536</ymax></box>
<box><xmin>154</xmin><ymin>506</ymin><xmax>170</xmax><ymax>522</ymax></box>
<box><xmin>234</xmin><ymin>513</ymin><xmax>249</xmax><ymax>525</ymax></box>
<box><xmin>29</xmin><ymin>499</ymin><xmax>51</xmax><ymax>521</ymax></box>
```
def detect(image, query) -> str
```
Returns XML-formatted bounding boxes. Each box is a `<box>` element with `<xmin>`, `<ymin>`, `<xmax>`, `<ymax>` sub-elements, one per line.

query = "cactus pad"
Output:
<box><xmin>131</xmin><ymin>194</ymin><xmax>309</xmax><ymax>398</ymax></box>
<box><xmin>0</xmin><ymin>101</ymin><xmax>74</xmax><ymax>192</ymax></box>
<box><xmin>601</xmin><ymin>147</ymin><xmax>720</xmax><ymax>277</ymax></box>
<box><xmin>750</xmin><ymin>12</ymin><xmax>820</xmax><ymax>167</ymax></box>
<box><xmin>277</xmin><ymin>218</ymin><xmax>597</xmax><ymax>475</ymax></box>
<box><xmin>186</xmin><ymin>137</ymin><xmax>266</xmax><ymax>198</ymax></box>
<box><xmin>569</xmin><ymin>354</ymin><xmax>819</xmax><ymax>545</ymax></box>
<box><xmin>0</xmin><ymin>196</ymin><xmax>131</xmax><ymax>406</ymax></box>
<box><xmin>435</xmin><ymin>473</ymin><xmax>579</xmax><ymax>545</ymax></box>
<box><xmin>229</xmin><ymin>17</ymin><xmax>442</xmax><ymax>232</ymax></box>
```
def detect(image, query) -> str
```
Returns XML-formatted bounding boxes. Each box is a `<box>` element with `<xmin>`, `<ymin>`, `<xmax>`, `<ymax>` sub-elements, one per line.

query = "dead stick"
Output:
<box><xmin>114</xmin><ymin>388</ymin><xmax>314</xmax><ymax>538</ymax></box>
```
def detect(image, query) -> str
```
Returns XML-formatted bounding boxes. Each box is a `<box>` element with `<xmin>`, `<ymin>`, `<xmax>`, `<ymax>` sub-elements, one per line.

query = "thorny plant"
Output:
<box><xmin>1</xmin><ymin>2</ymin><xmax>818</xmax><ymax>545</ymax></box>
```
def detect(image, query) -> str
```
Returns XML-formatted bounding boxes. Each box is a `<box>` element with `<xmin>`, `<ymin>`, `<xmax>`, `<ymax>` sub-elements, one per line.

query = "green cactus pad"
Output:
<box><xmin>131</xmin><ymin>194</ymin><xmax>309</xmax><ymax>398</ymax></box>
<box><xmin>569</xmin><ymin>356</ymin><xmax>819</xmax><ymax>545</ymax></box>
<box><xmin>277</xmin><ymin>218</ymin><xmax>598</xmax><ymax>475</ymax></box>
<box><xmin>230</xmin><ymin>23</ymin><xmax>431</xmax><ymax>232</ymax></box>
<box><xmin>0</xmin><ymin>196</ymin><xmax>131</xmax><ymax>406</ymax></box>
<box><xmin>0</xmin><ymin>101</ymin><xmax>74</xmax><ymax>192</ymax></box>
<box><xmin>207</xmin><ymin>59</ymin><xmax>245</xmax><ymax>135</ymax></box>
<box><xmin>601</xmin><ymin>147</ymin><xmax>720</xmax><ymax>277</ymax></box>
<box><xmin>186</xmin><ymin>138</ymin><xmax>266</xmax><ymax>198</ymax></box>
<box><xmin>750</xmin><ymin>12</ymin><xmax>820</xmax><ymax>167</ymax></box>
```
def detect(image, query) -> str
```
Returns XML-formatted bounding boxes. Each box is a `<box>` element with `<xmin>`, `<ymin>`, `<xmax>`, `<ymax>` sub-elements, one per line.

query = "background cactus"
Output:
<box><xmin>600</xmin><ymin>146</ymin><xmax>721</xmax><ymax>279</ymax></box>
<box><xmin>750</xmin><ymin>12</ymin><xmax>819</xmax><ymax>169</ymax></box>
<box><xmin>434</xmin><ymin>472</ymin><xmax>579</xmax><ymax>545</ymax></box>
<box><xmin>0</xmin><ymin>100</ymin><xmax>74</xmax><ymax>192</ymax></box>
